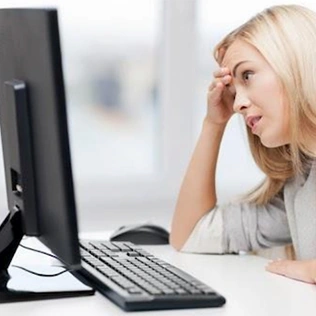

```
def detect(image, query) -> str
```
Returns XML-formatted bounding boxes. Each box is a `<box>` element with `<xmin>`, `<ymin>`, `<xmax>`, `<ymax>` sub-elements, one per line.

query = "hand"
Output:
<box><xmin>266</xmin><ymin>259</ymin><xmax>316</xmax><ymax>284</ymax></box>
<box><xmin>206</xmin><ymin>67</ymin><xmax>235</xmax><ymax>125</ymax></box>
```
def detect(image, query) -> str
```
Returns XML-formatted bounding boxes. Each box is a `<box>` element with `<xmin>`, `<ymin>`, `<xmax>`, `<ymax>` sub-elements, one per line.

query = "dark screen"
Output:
<box><xmin>0</xmin><ymin>8</ymin><xmax>81</xmax><ymax>269</ymax></box>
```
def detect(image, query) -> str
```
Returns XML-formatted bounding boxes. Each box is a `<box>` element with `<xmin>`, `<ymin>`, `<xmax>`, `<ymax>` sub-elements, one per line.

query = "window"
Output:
<box><xmin>0</xmin><ymin>1</ymin><xmax>198</xmax><ymax>223</ymax></box>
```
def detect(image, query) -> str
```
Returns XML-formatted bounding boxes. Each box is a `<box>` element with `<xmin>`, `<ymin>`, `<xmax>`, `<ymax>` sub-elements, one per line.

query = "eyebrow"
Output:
<box><xmin>232</xmin><ymin>60</ymin><xmax>250</xmax><ymax>78</ymax></box>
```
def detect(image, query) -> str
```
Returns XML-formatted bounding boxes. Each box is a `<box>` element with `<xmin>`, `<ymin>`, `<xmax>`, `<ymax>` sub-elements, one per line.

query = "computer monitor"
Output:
<box><xmin>0</xmin><ymin>8</ymin><xmax>94</xmax><ymax>301</ymax></box>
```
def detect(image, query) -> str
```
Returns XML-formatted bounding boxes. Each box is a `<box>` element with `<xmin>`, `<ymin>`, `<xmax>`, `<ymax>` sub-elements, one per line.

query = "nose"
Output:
<box><xmin>233</xmin><ymin>92</ymin><xmax>251</xmax><ymax>113</ymax></box>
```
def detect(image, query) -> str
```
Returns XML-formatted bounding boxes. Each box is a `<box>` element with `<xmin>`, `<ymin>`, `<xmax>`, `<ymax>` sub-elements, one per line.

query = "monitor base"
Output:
<box><xmin>0</xmin><ymin>265</ymin><xmax>94</xmax><ymax>303</ymax></box>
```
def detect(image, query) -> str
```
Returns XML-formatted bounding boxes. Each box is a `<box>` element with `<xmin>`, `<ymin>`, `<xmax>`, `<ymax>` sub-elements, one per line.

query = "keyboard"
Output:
<box><xmin>77</xmin><ymin>240</ymin><xmax>226</xmax><ymax>311</ymax></box>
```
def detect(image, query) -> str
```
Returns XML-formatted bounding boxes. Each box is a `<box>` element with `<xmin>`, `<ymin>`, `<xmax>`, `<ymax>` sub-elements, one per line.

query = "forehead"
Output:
<box><xmin>221</xmin><ymin>40</ymin><xmax>263</xmax><ymax>69</ymax></box>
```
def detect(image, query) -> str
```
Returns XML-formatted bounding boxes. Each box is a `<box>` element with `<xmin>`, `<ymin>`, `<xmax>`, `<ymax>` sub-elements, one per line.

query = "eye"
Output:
<box><xmin>241</xmin><ymin>70</ymin><xmax>254</xmax><ymax>82</ymax></box>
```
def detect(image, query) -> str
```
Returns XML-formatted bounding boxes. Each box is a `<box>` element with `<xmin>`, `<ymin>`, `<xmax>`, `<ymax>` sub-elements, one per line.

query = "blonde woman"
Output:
<box><xmin>170</xmin><ymin>4</ymin><xmax>316</xmax><ymax>284</ymax></box>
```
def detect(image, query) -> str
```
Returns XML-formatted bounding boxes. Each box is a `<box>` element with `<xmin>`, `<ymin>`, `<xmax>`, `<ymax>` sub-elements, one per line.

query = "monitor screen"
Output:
<box><xmin>0</xmin><ymin>8</ymin><xmax>81</xmax><ymax>269</ymax></box>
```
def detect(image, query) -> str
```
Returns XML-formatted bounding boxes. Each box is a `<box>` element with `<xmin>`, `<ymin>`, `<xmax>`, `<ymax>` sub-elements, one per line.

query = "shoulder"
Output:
<box><xmin>284</xmin><ymin>159</ymin><xmax>316</xmax><ymax>189</ymax></box>
<box><xmin>283</xmin><ymin>159</ymin><xmax>316</xmax><ymax>207</ymax></box>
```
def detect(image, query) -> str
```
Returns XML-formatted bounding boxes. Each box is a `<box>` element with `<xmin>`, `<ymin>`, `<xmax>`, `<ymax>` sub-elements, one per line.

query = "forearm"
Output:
<box><xmin>170</xmin><ymin>119</ymin><xmax>227</xmax><ymax>250</ymax></box>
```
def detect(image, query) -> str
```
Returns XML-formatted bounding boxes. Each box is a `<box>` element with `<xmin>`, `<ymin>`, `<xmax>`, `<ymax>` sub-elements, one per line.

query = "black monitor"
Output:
<box><xmin>0</xmin><ymin>8</ymin><xmax>94</xmax><ymax>301</ymax></box>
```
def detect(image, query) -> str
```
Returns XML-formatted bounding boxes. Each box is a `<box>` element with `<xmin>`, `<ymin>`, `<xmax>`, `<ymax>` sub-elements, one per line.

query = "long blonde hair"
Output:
<box><xmin>214</xmin><ymin>5</ymin><xmax>316</xmax><ymax>204</ymax></box>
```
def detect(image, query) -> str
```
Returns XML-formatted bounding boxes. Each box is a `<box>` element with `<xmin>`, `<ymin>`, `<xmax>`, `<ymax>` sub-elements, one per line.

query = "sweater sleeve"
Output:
<box><xmin>180</xmin><ymin>192</ymin><xmax>292</xmax><ymax>254</ymax></box>
<box><xmin>181</xmin><ymin>205</ymin><xmax>224</xmax><ymax>254</ymax></box>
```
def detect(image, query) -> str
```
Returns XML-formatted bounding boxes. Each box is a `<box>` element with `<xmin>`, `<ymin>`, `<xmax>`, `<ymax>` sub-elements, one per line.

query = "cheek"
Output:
<box><xmin>260</xmin><ymin>78</ymin><xmax>281</xmax><ymax>99</ymax></box>
<box><xmin>259</xmin><ymin>79</ymin><xmax>287</xmax><ymax>116</ymax></box>
<box><xmin>275</xmin><ymin>85</ymin><xmax>290</xmax><ymax>124</ymax></box>
<box><xmin>264</xmin><ymin>102</ymin><xmax>291</xmax><ymax>147</ymax></box>
<box><xmin>269</xmin><ymin>96</ymin><xmax>290</xmax><ymax>136</ymax></box>
<box><xmin>280</xmin><ymin>100</ymin><xmax>291</xmax><ymax>135</ymax></box>
<box><xmin>254</xmin><ymin>70</ymin><xmax>281</xmax><ymax>96</ymax></box>
<box><xmin>247</xmin><ymin>79</ymin><xmax>274</xmax><ymax>106</ymax></box>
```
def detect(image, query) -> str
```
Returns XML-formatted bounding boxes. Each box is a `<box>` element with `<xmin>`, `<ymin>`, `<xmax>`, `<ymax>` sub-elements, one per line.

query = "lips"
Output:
<box><xmin>246</xmin><ymin>115</ymin><xmax>262</xmax><ymax>131</ymax></box>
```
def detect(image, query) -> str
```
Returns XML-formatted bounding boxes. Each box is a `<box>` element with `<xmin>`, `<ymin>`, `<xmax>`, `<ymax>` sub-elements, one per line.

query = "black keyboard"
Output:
<box><xmin>77</xmin><ymin>240</ymin><xmax>226</xmax><ymax>311</ymax></box>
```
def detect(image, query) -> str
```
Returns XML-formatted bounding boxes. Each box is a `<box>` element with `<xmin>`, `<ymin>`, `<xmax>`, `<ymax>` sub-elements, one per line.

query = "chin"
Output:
<box><xmin>259</xmin><ymin>134</ymin><xmax>289</xmax><ymax>148</ymax></box>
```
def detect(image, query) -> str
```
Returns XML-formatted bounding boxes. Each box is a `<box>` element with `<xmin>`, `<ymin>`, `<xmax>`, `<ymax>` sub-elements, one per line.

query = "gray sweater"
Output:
<box><xmin>181</xmin><ymin>160</ymin><xmax>316</xmax><ymax>260</ymax></box>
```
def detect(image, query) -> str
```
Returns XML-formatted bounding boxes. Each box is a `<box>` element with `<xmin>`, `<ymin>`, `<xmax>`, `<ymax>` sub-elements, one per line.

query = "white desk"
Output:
<box><xmin>2</xmin><ymin>233</ymin><xmax>316</xmax><ymax>316</ymax></box>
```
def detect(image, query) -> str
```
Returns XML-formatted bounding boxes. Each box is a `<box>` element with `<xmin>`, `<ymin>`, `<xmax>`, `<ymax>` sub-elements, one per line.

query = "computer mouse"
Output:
<box><xmin>109</xmin><ymin>223</ymin><xmax>169</xmax><ymax>245</ymax></box>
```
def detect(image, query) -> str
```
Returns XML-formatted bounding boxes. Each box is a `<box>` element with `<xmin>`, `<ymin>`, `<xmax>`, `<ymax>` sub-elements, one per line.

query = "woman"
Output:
<box><xmin>170</xmin><ymin>4</ymin><xmax>316</xmax><ymax>284</ymax></box>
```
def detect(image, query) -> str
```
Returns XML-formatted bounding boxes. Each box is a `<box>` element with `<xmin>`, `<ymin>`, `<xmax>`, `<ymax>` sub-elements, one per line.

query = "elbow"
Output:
<box><xmin>169</xmin><ymin>233</ymin><xmax>184</xmax><ymax>252</ymax></box>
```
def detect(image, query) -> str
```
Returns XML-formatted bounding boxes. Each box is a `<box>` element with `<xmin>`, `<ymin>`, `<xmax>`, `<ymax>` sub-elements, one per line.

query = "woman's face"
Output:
<box><xmin>221</xmin><ymin>40</ymin><xmax>290</xmax><ymax>148</ymax></box>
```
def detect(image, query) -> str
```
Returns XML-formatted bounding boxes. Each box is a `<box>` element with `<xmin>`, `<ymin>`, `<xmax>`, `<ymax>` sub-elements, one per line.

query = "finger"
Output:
<box><xmin>208</xmin><ymin>82</ymin><xmax>230</xmax><ymax>107</ymax></box>
<box><xmin>208</xmin><ymin>81</ymin><xmax>225</xmax><ymax>99</ymax></box>
<box><xmin>208</xmin><ymin>75</ymin><xmax>232</xmax><ymax>91</ymax></box>
<box><xmin>213</xmin><ymin>67</ymin><xmax>230</xmax><ymax>78</ymax></box>
<box><xmin>222</xmin><ymin>75</ymin><xmax>232</xmax><ymax>86</ymax></box>
<box><xmin>266</xmin><ymin>260</ymin><xmax>302</xmax><ymax>281</ymax></box>
<box><xmin>265</xmin><ymin>259</ymin><xmax>290</xmax><ymax>275</ymax></box>
<box><xmin>266</xmin><ymin>260</ymin><xmax>316</xmax><ymax>284</ymax></box>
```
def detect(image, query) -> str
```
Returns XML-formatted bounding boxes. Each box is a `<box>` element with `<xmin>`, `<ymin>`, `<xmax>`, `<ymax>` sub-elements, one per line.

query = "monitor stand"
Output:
<box><xmin>0</xmin><ymin>208</ymin><xmax>94</xmax><ymax>303</ymax></box>
<box><xmin>0</xmin><ymin>81</ymin><xmax>94</xmax><ymax>303</ymax></box>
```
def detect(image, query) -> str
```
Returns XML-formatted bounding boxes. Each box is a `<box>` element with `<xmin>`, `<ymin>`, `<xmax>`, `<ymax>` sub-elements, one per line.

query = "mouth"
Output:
<box><xmin>246</xmin><ymin>116</ymin><xmax>262</xmax><ymax>132</ymax></box>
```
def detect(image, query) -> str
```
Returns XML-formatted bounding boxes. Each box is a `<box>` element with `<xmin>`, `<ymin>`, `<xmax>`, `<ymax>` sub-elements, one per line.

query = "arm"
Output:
<box><xmin>170</xmin><ymin>67</ymin><xmax>234</xmax><ymax>250</ymax></box>
<box><xmin>222</xmin><ymin>191</ymin><xmax>291</xmax><ymax>253</ymax></box>
<box><xmin>170</xmin><ymin>120</ymin><xmax>226</xmax><ymax>250</ymax></box>
<box><xmin>179</xmin><ymin>189</ymin><xmax>291</xmax><ymax>254</ymax></box>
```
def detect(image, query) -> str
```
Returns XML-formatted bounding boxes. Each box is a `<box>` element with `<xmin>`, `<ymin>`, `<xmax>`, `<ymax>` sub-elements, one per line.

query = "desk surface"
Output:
<box><xmin>3</xmin><ymin>232</ymin><xmax>316</xmax><ymax>316</ymax></box>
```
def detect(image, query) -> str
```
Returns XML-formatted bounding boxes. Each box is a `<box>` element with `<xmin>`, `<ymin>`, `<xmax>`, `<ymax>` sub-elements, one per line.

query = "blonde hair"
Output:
<box><xmin>214</xmin><ymin>5</ymin><xmax>316</xmax><ymax>205</ymax></box>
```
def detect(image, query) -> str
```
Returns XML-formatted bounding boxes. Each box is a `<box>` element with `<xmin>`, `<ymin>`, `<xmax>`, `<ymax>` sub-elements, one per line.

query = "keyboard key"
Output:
<box><xmin>128</xmin><ymin>288</ymin><xmax>143</xmax><ymax>295</ymax></box>
<box><xmin>126</xmin><ymin>252</ymin><xmax>140</xmax><ymax>257</ymax></box>
<box><xmin>83</xmin><ymin>257</ymin><xmax>104</xmax><ymax>267</ymax></box>
<box><xmin>114</xmin><ymin>243</ymin><xmax>131</xmax><ymax>252</ymax></box>
<box><xmin>101</xmin><ymin>241</ymin><xmax>121</xmax><ymax>252</ymax></box>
